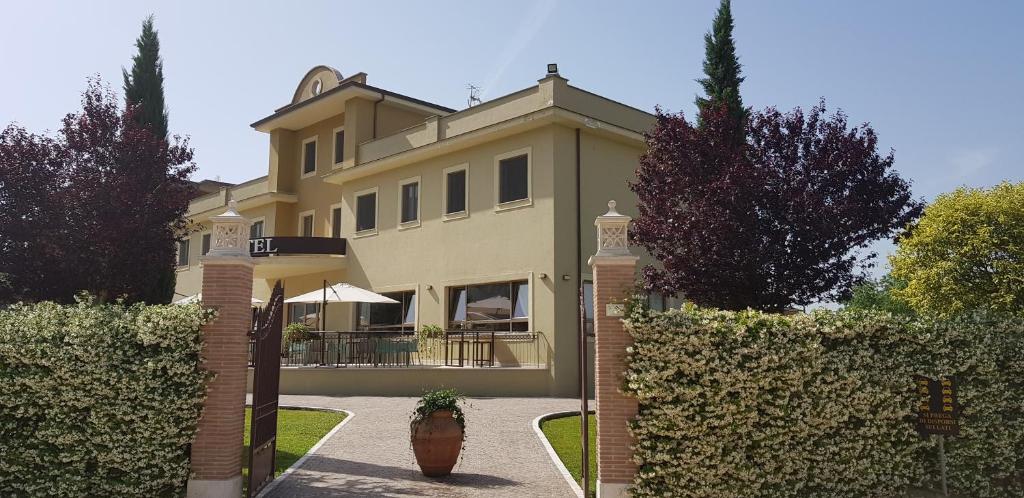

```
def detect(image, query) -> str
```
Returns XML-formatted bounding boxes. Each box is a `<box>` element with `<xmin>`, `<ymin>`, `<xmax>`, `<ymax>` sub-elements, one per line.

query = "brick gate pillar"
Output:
<box><xmin>187</xmin><ymin>201</ymin><xmax>254</xmax><ymax>498</ymax></box>
<box><xmin>588</xmin><ymin>200</ymin><xmax>639</xmax><ymax>498</ymax></box>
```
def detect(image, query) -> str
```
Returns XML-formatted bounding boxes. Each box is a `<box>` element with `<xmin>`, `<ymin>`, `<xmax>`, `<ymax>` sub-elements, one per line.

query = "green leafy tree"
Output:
<box><xmin>123</xmin><ymin>15</ymin><xmax>176</xmax><ymax>303</ymax></box>
<box><xmin>695</xmin><ymin>0</ymin><xmax>746</xmax><ymax>136</ymax></box>
<box><xmin>842</xmin><ymin>275</ymin><xmax>915</xmax><ymax>316</ymax></box>
<box><xmin>123</xmin><ymin>15</ymin><xmax>168</xmax><ymax>140</ymax></box>
<box><xmin>890</xmin><ymin>182</ymin><xmax>1024</xmax><ymax>318</ymax></box>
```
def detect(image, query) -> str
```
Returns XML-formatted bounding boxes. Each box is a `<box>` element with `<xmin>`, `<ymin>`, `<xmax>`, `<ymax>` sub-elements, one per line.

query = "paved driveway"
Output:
<box><xmin>262</xmin><ymin>395</ymin><xmax>579</xmax><ymax>497</ymax></box>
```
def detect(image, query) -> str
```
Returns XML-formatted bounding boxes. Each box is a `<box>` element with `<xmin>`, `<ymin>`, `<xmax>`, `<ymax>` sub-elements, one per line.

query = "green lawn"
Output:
<box><xmin>242</xmin><ymin>407</ymin><xmax>347</xmax><ymax>487</ymax></box>
<box><xmin>540</xmin><ymin>413</ymin><xmax>596</xmax><ymax>497</ymax></box>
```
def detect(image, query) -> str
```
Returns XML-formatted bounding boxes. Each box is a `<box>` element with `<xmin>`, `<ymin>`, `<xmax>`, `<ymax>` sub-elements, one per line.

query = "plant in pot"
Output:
<box><xmin>417</xmin><ymin>324</ymin><xmax>444</xmax><ymax>358</ymax></box>
<box><xmin>410</xmin><ymin>388</ymin><xmax>465</xmax><ymax>477</ymax></box>
<box><xmin>284</xmin><ymin>322</ymin><xmax>314</xmax><ymax>362</ymax></box>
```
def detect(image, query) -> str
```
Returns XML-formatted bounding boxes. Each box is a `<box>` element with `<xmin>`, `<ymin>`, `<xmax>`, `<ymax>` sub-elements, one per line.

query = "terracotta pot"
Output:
<box><xmin>411</xmin><ymin>410</ymin><xmax>464</xmax><ymax>477</ymax></box>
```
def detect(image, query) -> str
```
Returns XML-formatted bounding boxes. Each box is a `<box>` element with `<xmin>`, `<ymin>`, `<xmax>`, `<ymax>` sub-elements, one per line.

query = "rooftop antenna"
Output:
<box><xmin>467</xmin><ymin>84</ymin><xmax>482</xmax><ymax>108</ymax></box>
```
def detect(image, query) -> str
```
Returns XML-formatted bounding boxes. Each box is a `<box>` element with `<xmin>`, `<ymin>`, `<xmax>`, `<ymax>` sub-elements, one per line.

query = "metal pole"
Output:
<box><xmin>938</xmin><ymin>435</ymin><xmax>949</xmax><ymax>497</ymax></box>
<box><xmin>322</xmin><ymin>280</ymin><xmax>328</xmax><ymax>331</ymax></box>
<box><xmin>579</xmin><ymin>285</ymin><xmax>590</xmax><ymax>497</ymax></box>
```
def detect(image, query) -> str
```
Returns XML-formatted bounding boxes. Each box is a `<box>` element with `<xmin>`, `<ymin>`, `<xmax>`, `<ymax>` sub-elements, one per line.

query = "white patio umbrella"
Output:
<box><xmin>174</xmin><ymin>293</ymin><xmax>264</xmax><ymax>305</ymax></box>
<box><xmin>284</xmin><ymin>281</ymin><xmax>398</xmax><ymax>330</ymax></box>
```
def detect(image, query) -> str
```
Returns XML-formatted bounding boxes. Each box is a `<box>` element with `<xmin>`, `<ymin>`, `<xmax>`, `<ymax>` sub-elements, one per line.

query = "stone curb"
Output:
<box><xmin>253</xmin><ymin>405</ymin><xmax>356</xmax><ymax>498</ymax></box>
<box><xmin>532</xmin><ymin>410</ymin><xmax>591</xmax><ymax>498</ymax></box>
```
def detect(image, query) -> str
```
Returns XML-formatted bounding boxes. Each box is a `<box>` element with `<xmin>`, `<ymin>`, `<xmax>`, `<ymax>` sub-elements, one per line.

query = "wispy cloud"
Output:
<box><xmin>480</xmin><ymin>0</ymin><xmax>555</xmax><ymax>99</ymax></box>
<box><xmin>948</xmin><ymin>146</ymin><xmax>998</xmax><ymax>179</ymax></box>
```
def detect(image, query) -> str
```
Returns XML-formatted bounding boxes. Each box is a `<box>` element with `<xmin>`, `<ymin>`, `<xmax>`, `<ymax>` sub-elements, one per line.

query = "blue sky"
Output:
<box><xmin>2</xmin><ymin>1</ymin><xmax>1021</xmax><ymax>274</ymax></box>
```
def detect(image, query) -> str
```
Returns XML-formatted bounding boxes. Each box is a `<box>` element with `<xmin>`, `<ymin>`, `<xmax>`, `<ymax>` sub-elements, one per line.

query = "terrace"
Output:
<box><xmin>248</xmin><ymin>330</ymin><xmax>550</xmax><ymax>369</ymax></box>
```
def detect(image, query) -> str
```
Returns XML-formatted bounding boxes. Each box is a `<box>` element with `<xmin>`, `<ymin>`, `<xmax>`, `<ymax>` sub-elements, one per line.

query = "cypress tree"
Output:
<box><xmin>695</xmin><ymin>0</ymin><xmax>746</xmax><ymax>132</ymax></box>
<box><xmin>123</xmin><ymin>15</ymin><xmax>168</xmax><ymax>140</ymax></box>
<box><xmin>124</xmin><ymin>15</ymin><xmax>176</xmax><ymax>303</ymax></box>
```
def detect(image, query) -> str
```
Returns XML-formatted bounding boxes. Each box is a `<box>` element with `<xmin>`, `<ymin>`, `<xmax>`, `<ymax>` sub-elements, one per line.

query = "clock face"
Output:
<box><xmin>312</xmin><ymin>79</ymin><xmax>323</xmax><ymax>96</ymax></box>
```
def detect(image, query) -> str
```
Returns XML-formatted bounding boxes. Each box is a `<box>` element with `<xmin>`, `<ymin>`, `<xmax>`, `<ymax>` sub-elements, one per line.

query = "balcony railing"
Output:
<box><xmin>248</xmin><ymin>330</ymin><xmax>548</xmax><ymax>368</ymax></box>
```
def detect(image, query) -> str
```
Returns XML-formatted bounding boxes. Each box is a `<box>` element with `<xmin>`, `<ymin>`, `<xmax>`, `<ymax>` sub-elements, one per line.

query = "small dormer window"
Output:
<box><xmin>311</xmin><ymin>78</ymin><xmax>323</xmax><ymax>96</ymax></box>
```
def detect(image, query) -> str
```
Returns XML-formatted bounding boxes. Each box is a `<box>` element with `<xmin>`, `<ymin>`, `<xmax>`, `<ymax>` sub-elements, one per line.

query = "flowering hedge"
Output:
<box><xmin>0</xmin><ymin>300</ymin><xmax>215</xmax><ymax>496</ymax></box>
<box><xmin>624</xmin><ymin>305</ymin><xmax>1024</xmax><ymax>497</ymax></box>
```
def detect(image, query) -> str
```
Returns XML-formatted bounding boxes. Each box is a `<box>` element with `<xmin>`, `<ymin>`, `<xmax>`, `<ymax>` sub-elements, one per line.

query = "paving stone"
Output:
<box><xmin>262</xmin><ymin>395</ymin><xmax>579</xmax><ymax>497</ymax></box>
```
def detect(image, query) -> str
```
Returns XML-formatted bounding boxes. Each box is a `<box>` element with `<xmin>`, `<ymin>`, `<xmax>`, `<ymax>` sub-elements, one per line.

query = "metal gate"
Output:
<box><xmin>247</xmin><ymin>281</ymin><xmax>284</xmax><ymax>497</ymax></box>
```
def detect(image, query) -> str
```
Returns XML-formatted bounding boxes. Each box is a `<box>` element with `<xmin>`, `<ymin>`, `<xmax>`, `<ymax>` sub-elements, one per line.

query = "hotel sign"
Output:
<box><xmin>249</xmin><ymin>237</ymin><xmax>346</xmax><ymax>257</ymax></box>
<box><xmin>914</xmin><ymin>375</ymin><xmax>960</xmax><ymax>436</ymax></box>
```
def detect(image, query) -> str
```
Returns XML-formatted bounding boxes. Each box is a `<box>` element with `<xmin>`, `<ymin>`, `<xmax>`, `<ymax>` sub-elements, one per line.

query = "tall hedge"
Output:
<box><xmin>0</xmin><ymin>300</ymin><xmax>215</xmax><ymax>496</ymax></box>
<box><xmin>624</xmin><ymin>305</ymin><xmax>1024</xmax><ymax>497</ymax></box>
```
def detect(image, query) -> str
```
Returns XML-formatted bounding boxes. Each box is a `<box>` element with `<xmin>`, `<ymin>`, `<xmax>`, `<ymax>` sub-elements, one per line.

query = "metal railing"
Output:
<box><xmin>248</xmin><ymin>330</ymin><xmax>548</xmax><ymax>368</ymax></box>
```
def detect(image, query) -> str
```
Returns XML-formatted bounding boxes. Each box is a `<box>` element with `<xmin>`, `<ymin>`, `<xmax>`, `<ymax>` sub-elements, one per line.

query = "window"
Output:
<box><xmin>583</xmin><ymin>281</ymin><xmax>594</xmax><ymax>336</ymax></box>
<box><xmin>443</xmin><ymin>164</ymin><xmax>468</xmax><ymax>218</ymax></box>
<box><xmin>333</xmin><ymin>128</ymin><xmax>345</xmax><ymax>165</ymax></box>
<box><xmin>331</xmin><ymin>205</ymin><xmax>342</xmax><ymax>238</ymax></box>
<box><xmin>201</xmin><ymin>233</ymin><xmax>211</xmax><ymax>255</ymax></box>
<box><xmin>649</xmin><ymin>293</ymin><xmax>684</xmax><ymax>312</ymax></box>
<box><xmin>176</xmin><ymin>239</ymin><xmax>190</xmax><ymax>267</ymax></box>
<box><xmin>250</xmin><ymin>219</ymin><xmax>265</xmax><ymax>239</ymax></box>
<box><xmin>355</xmin><ymin>188</ymin><xmax>377</xmax><ymax>234</ymax></box>
<box><xmin>302</xmin><ymin>137</ymin><xmax>317</xmax><ymax>177</ymax></box>
<box><xmin>496</xmin><ymin>149</ymin><xmax>530</xmax><ymax>205</ymax></box>
<box><xmin>299</xmin><ymin>211</ymin><xmax>314</xmax><ymax>237</ymax></box>
<box><xmin>448</xmin><ymin>280</ymin><xmax>529</xmax><ymax>332</ymax></box>
<box><xmin>288</xmin><ymin>302</ymin><xmax>321</xmax><ymax>327</ymax></box>
<box><xmin>357</xmin><ymin>290</ymin><xmax>416</xmax><ymax>331</ymax></box>
<box><xmin>399</xmin><ymin>177</ymin><xmax>420</xmax><ymax>226</ymax></box>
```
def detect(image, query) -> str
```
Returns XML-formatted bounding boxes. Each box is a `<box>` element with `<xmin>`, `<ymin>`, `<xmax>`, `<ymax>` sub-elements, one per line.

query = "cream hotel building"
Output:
<box><xmin>175</xmin><ymin>64</ymin><xmax>657</xmax><ymax>397</ymax></box>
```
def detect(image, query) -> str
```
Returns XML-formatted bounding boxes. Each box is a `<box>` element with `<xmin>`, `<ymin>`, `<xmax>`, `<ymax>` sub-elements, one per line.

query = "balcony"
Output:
<box><xmin>249</xmin><ymin>331</ymin><xmax>549</xmax><ymax>369</ymax></box>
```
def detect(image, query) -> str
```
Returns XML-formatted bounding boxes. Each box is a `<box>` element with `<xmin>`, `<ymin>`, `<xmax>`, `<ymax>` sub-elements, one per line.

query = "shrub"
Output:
<box><xmin>284</xmin><ymin>322</ymin><xmax>313</xmax><ymax>343</ymax></box>
<box><xmin>624</xmin><ymin>305</ymin><xmax>1024</xmax><ymax>497</ymax></box>
<box><xmin>0</xmin><ymin>299</ymin><xmax>215</xmax><ymax>497</ymax></box>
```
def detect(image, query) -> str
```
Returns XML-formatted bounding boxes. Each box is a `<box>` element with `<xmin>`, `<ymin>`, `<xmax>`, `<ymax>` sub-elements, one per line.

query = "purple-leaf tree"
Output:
<box><xmin>630</xmin><ymin>101</ymin><xmax>922</xmax><ymax>312</ymax></box>
<box><xmin>0</xmin><ymin>79</ymin><xmax>195</xmax><ymax>304</ymax></box>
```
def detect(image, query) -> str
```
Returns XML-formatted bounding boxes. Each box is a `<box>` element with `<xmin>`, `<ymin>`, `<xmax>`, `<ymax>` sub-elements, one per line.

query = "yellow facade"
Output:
<box><xmin>176</xmin><ymin>65</ymin><xmax>654</xmax><ymax>396</ymax></box>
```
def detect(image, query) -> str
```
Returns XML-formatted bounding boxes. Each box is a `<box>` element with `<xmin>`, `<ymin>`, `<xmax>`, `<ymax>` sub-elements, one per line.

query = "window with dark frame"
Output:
<box><xmin>583</xmin><ymin>281</ymin><xmax>594</xmax><ymax>336</ymax></box>
<box><xmin>303</xmin><ymin>140</ymin><xmax>317</xmax><ymax>175</ymax></box>
<box><xmin>288</xmin><ymin>302</ymin><xmax>321</xmax><ymax>327</ymax></box>
<box><xmin>250</xmin><ymin>220</ymin><xmax>264</xmax><ymax>239</ymax></box>
<box><xmin>301</xmin><ymin>213</ymin><xmax>314</xmax><ymax>237</ymax></box>
<box><xmin>176</xmin><ymin>239</ymin><xmax>190</xmax><ymax>267</ymax></box>
<box><xmin>498</xmin><ymin>154</ymin><xmax>528</xmax><ymax>203</ymax></box>
<box><xmin>448</xmin><ymin>280</ymin><xmax>529</xmax><ymax>332</ymax></box>
<box><xmin>357</xmin><ymin>291</ymin><xmax>416</xmax><ymax>331</ymax></box>
<box><xmin>334</xmin><ymin>130</ymin><xmax>345</xmax><ymax>164</ymax></box>
<box><xmin>401</xmin><ymin>181</ymin><xmax>419</xmax><ymax>223</ymax></box>
<box><xmin>201</xmin><ymin>233</ymin><xmax>211</xmax><ymax>255</ymax></box>
<box><xmin>356</xmin><ymin>192</ymin><xmax>377</xmax><ymax>232</ymax></box>
<box><xmin>331</xmin><ymin>207</ymin><xmax>342</xmax><ymax>238</ymax></box>
<box><xmin>445</xmin><ymin>169</ymin><xmax>466</xmax><ymax>214</ymax></box>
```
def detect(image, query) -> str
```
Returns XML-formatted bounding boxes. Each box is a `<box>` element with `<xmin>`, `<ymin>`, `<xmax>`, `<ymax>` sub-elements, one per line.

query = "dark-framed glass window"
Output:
<box><xmin>300</xmin><ymin>213</ymin><xmax>314</xmax><ymax>237</ymax></box>
<box><xmin>357</xmin><ymin>291</ymin><xmax>416</xmax><ymax>331</ymax></box>
<box><xmin>356</xmin><ymin>192</ymin><xmax>377</xmax><ymax>232</ymax></box>
<box><xmin>331</xmin><ymin>207</ymin><xmax>342</xmax><ymax>238</ymax></box>
<box><xmin>288</xmin><ymin>302</ymin><xmax>321</xmax><ymax>327</ymax></box>
<box><xmin>333</xmin><ymin>129</ymin><xmax>345</xmax><ymax>164</ymax></box>
<box><xmin>303</xmin><ymin>140</ymin><xmax>317</xmax><ymax>175</ymax></box>
<box><xmin>445</xmin><ymin>169</ymin><xmax>466</xmax><ymax>214</ymax></box>
<box><xmin>498</xmin><ymin>154</ymin><xmax>528</xmax><ymax>203</ymax></box>
<box><xmin>448</xmin><ymin>280</ymin><xmax>528</xmax><ymax>332</ymax></box>
<box><xmin>250</xmin><ymin>220</ymin><xmax>264</xmax><ymax>239</ymax></box>
<box><xmin>583</xmin><ymin>281</ymin><xmax>594</xmax><ymax>336</ymax></box>
<box><xmin>176</xmin><ymin>239</ymin><xmax>190</xmax><ymax>267</ymax></box>
<box><xmin>201</xmin><ymin>233</ymin><xmax>211</xmax><ymax>255</ymax></box>
<box><xmin>401</xmin><ymin>181</ymin><xmax>419</xmax><ymax>223</ymax></box>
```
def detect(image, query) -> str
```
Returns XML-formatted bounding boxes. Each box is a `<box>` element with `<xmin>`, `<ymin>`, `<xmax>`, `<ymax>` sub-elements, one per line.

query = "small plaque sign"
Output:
<box><xmin>914</xmin><ymin>375</ymin><xmax>960</xmax><ymax>436</ymax></box>
<box><xmin>605</xmin><ymin>303</ymin><xmax>624</xmax><ymax>317</ymax></box>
